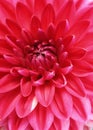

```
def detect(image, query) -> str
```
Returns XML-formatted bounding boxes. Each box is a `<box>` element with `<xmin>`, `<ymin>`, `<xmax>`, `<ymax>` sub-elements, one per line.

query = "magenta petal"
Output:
<box><xmin>28</xmin><ymin>105</ymin><xmax>54</xmax><ymax>130</ymax></box>
<box><xmin>18</xmin><ymin>118</ymin><xmax>29</xmax><ymax>130</ymax></box>
<box><xmin>53</xmin><ymin>118</ymin><xmax>70</xmax><ymax>130</ymax></box>
<box><xmin>34</xmin><ymin>0</ymin><xmax>46</xmax><ymax>17</ymax></box>
<box><xmin>55</xmin><ymin>19</ymin><xmax>69</xmax><ymax>39</ymax></box>
<box><xmin>41</xmin><ymin>4</ymin><xmax>55</xmax><ymax>30</ymax></box>
<box><xmin>66</xmin><ymin>75</ymin><xmax>86</xmax><ymax>98</ymax></box>
<box><xmin>16</xmin><ymin>2</ymin><xmax>32</xmax><ymax>29</ymax></box>
<box><xmin>6</xmin><ymin>19</ymin><xmax>21</xmax><ymax>38</ymax></box>
<box><xmin>35</xmin><ymin>84</ymin><xmax>55</xmax><ymax>107</ymax></box>
<box><xmin>16</xmin><ymin>94</ymin><xmax>38</xmax><ymax>118</ymax></box>
<box><xmin>20</xmin><ymin>78</ymin><xmax>32</xmax><ymax>97</ymax></box>
<box><xmin>51</xmin><ymin>89</ymin><xmax>73</xmax><ymax>119</ymax></box>
<box><xmin>0</xmin><ymin>89</ymin><xmax>20</xmax><ymax>120</ymax></box>
<box><xmin>31</xmin><ymin>16</ymin><xmax>41</xmax><ymax>38</ymax></box>
<box><xmin>69</xmin><ymin>47</ymin><xmax>87</xmax><ymax>59</ymax></box>
<box><xmin>0</xmin><ymin>74</ymin><xmax>20</xmax><ymax>93</ymax></box>
<box><xmin>71</xmin><ymin>97</ymin><xmax>91</xmax><ymax>122</ymax></box>
<box><xmin>72</xmin><ymin>60</ymin><xmax>93</xmax><ymax>77</ymax></box>
<box><xmin>67</xmin><ymin>20</ymin><xmax>90</xmax><ymax>40</ymax></box>
<box><xmin>52</xmin><ymin>74</ymin><xmax>67</xmax><ymax>88</ymax></box>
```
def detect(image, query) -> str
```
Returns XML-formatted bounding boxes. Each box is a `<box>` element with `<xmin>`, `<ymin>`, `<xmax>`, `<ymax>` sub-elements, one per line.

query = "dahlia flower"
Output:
<box><xmin>0</xmin><ymin>0</ymin><xmax>93</xmax><ymax>130</ymax></box>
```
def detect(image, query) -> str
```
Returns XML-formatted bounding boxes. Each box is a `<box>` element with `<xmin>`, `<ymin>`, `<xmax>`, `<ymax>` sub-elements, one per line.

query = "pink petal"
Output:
<box><xmin>20</xmin><ymin>78</ymin><xmax>32</xmax><ymax>97</ymax></box>
<box><xmin>3</xmin><ymin>55</ymin><xmax>22</xmax><ymax>66</ymax></box>
<box><xmin>28</xmin><ymin>105</ymin><xmax>54</xmax><ymax>130</ymax></box>
<box><xmin>70</xmin><ymin>119</ymin><xmax>84</xmax><ymax>130</ymax></box>
<box><xmin>67</xmin><ymin>20</ymin><xmax>90</xmax><ymax>40</ymax></box>
<box><xmin>35</xmin><ymin>83</ymin><xmax>55</xmax><ymax>107</ymax></box>
<box><xmin>6</xmin><ymin>19</ymin><xmax>21</xmax><ymax>38</ymax></box>
<box><xmin>72</xmin><ymin>60</ymin><xmax>93</xmax><ymax>77</ymax></box>
<box><xmin>52</xmin><ymin>74</ymin><xmax>67</xmax><ymax>88</ymax></box>
<box><xmin>55</xmin><ymin>20</ymin><xmax>69</xmax><ymax>40</ymax></box>
<box><xmin>69</xmin><ymin>47</ymin><xmax>87</xmax><ymax>59</ymax></box>
<box><xmin>56</xmin><ymin>1</ymin><xmax>76</xmax><ymax>24</ymax></box>
<box><xmin>53</xmin><ymin>0</ymin><xmax>67</xmax><ymax>11</ymax></box>
<box><xmin>71</xmin><ymin>97</ymin><xmax>91</xmax><ymax>122</ymax></box>
<box><xmin>0</xmin><ymin>89</ymin><xmax>20</xmax><ymax>120</ymax></box>
<box><xmin>53</xmin><ymin>118</ymin><xmax>70</xmax><ymax>130</ymax></box>
<box><xmin>77</xmin><ymin>32</ymin><xmax>93</xmax><ymax>48</ymax></box>
<box><xmin>63</xmin><ymin>35</ymin><xmax>75</xmax><ymax>49</ymax></box>
<box><xmin>16</xmin><ymin>94</ymin><xmax>38</xmax><ymax>118</ymax></box>
<box><xmin>18</xmin><ymin>118</ymin><xmax>29</xmax><ymax>130</ymax></box>
<box><xmin>51</xmin><ymin>89</ymin><xmax>73</xmax><ymax>119</ymax></box>
<box><xmin>34</xmin><ymin>0</ymin><xmax>46</xmax><ymax>17</ymax></box>
<box><xmin>41</xmin><ymin>4</ymin><xmax>55</xmax><ymax>31</ymax></box>
<box><xmin>0</xmin><ymin>74</ymin><xmax>20</xmax><ymax>93</ymax></box>
<box><xmin>16</xmin><ymin>2</ymin><xmax>32</xmax><ymax>29</ymax></box>
<box><xmin>31</xmin><ymin>16</ymin><xmax>41</xmax><ymax>38</ymax></box>
<box><xmin>0</xmin><ymin>22</ymin><xmax>10</xmax><ymax>36</ymax></box>
<box><xmin>47</xmin><ymin>23</ymin><xmax>55</xmax><ymax>39</ymax></box>
<box><xmin>0</xmin><ymin>59</ymin><xmax>11</xmax><ymax>72</ymax></box>
<box><xmin>81</xmin><ymin>74</ymin><xmax>93</xmax><ymax>94</ymax></box>
<box><xmin>66</xmin><ymin>75</ymin><xmax>86</xmax><ymax>98</ymax></box>
<box><xmin>0</xmin><ymin>1</ymin><xmax>16</xmax><ymax>22</ymax></box>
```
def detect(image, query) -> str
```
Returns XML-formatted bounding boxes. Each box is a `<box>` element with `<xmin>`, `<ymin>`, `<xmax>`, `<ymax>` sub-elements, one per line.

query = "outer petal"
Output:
<box><xmin>66</xmin><ymin>75</ymin><xmax>86</xmax><ymax>98</ymax></box>
<box><xmin>56</xmin><ymin>1</ymin><xmax>76</xmax><ymax>24</ymax></box>
<box><xmin>51</xmin><ymin>89</ymin><xmax>73</xmax><ymax>119</ymax></box>
<box><xmin>71</xmin><ymin>97</ymin><xmax>91</xmax><ymax>122</ymax></box>
<box><xmin>0</xmin><ymin>74</ymin><xmax>20</xmax><ymax>93</ymax></box>
<box><xmin>0</xmin><ymin>89</ymin><xmax>20</xmax><ymax>120</ymax></box>
<box><xmin>67</xmin><ymin>20</ymin><xmax>90</xmax><ymax>40</ymax></box>
<box><xmin>16</xmin><ymin>94</ymin><xmax>38</xmax><ymax>118</ymax></box>
<box><xmin>70</xmin><ymin>119</ymin><xmax>84</xmax><ymax>130</ymax></box>
<box><xmin>72</xmin><ymin>60</ymin><xmax>93</xmax><ymax>77</ymax></box>
<box><xmin>41</xmin><ymin>4</ymin><xmax>55</xmax><ymax>30</ymax></box>
<box><xmin>35</xmin><ymin>83</ymin><xmax>55</xmax><ymax>107</ymax></box>
<box><xmin>16</xmin><ymin>2</ymin><xmax>32</xmax><ymax>29</ymax></box>
<box><xmin>20</xmin><ymin>77</ymin><xmax>32</xmax><ymax>97</ymax></box>
<box><xmin>30</xmin><ymin>16</ymin><xmax>41</xmax><ymax>38</ymax></box>
<box><xmin>28</xmin><ymin>105</ymin><xmax>54</xmax><ymax>130</ymax></box>
<box><xmin>55</xmin><ymin>20</ymin><xmax>69</xmax><ymax>39</ymax></box>
<box><xmin>81</xmin><ymin>74</ymin><xmax>93</xmax><ymax>94</ymax></box>
<box><xmin>34</xmin><ymin>0</ymin><xmax>46</xmax><ymax>17</ymax></box>
<box><xmin>6</xmin><ymin>19</ymin><xmax>21</xmax><ymax>38</ymax></box>
<box><xmin>53</xmin><ymin>118</ymin><xmax>70</xmax><ymax>130</ymax></box>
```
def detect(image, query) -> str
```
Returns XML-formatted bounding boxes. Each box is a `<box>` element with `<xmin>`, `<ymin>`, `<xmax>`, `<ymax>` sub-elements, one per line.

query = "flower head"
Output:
<box><xmin>0</xmin><ymin>0</ymin><xmax>93</xmax><ymax>129</ymax></box>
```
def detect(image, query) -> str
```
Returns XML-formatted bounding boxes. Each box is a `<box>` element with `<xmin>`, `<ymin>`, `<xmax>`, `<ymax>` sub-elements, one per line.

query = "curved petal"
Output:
<box><xmin>55</xmin><ymin>19</ymin><xmax>69</xmax><ymax>40</ymax></box>
<box><xmin>69</xmin><ymin>47</ymin><xmax>87</xmax><ymax>60</ymax></box>
<box><xmin>28</xmin><ymin>105</ymin><xmax>54</xmax><ymax>130</ymax></box>
<box><xmin>34</xmin><ymin>0</ymin><xmax>46</xmax><ymax>17</ymax></box>
<box><xmin>0</xmin><ymin>89</ymin><xmax>20</xmax><ymax>120</ymax></box>
<box><xmin>66</xmin><ymin>75</ymin><xmax>86</xmax><ymax>98</ymax></box>
<box><xmin>51</xmin><ymin>89</ymin><xmax>73</xmax><ymax>119</ymax></box>
<box><xmin>52</xmin><ymin>74</ymin><xmax>67</xmax><ymax>88</ymax></box>
<box><xmin>67</xmin><ymin>20</ymin><xmax>90</xmax><ymax>40</ymax></box>
<box><xmin>71</xmin><ymin>97</ymin><xmax>91</xmax><ymax>122</ymax></box>
<box><xmin>6</xmin><ymin>19</ymin><xmax>21</xmax><ymax>38</ymax></box>
<box><xmin>53</xmin><ymin>118</ymin><xmax>70</xmax><ymax>130</ymax></box>
<box><xmin>16</xmin><ymin>94</ymin><xmax>38</xmax><ymax>118</ymax></box>
<box><xmin>41</xmin><ymin>4</ymin><xmax>55</xmax><ymax>30</ymax></box>
<box><xmin>16</xmin><ymin>2</ymin><xmax>32</xmax><ymax>29</ymax></box>
<box><xmin>0</xmin><ymin>74</ymin><xmax>20</xmax><ymax>93</ymax></box>
<box><xmin>20</xmin><ymin>78</ymin><xmax>32</xmax><ymax>97</ymax></box>
<box><xmin>70</xmin><ymin>119</ymin><xmax>84</xmax><ymax>130</ymax></box>
<box><xmin>31</xmin><ymin>16</ymin><xmax>41</xmax><ymax>38</ymax></box>
<box><xmin>35</xmin><ymin>83</ymin><xmax>55</xmax><ymax>107</ymax></box>
<box><xmin>72</xmin><ymin>60</ymin><xmax>93</xmax><ymax>77</ymax></box>
<box><xmin>81</xmin><ymin>74</ymin><xmax>93</xmax><ymax>94</ymax></box>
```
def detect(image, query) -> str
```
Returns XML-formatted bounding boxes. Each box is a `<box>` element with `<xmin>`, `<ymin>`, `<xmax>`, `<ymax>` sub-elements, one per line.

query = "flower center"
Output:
<box><xmin>24</xmin><ymin>40</ymin><xmax>57</xmax><ymax>70</ymax></box>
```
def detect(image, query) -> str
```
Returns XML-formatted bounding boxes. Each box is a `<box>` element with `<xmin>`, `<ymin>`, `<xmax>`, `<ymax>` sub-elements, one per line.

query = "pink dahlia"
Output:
<box><xmin>0</xmin><ymin>0</ymin><xmax>93</xmax><ymax>129</ymax></box>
